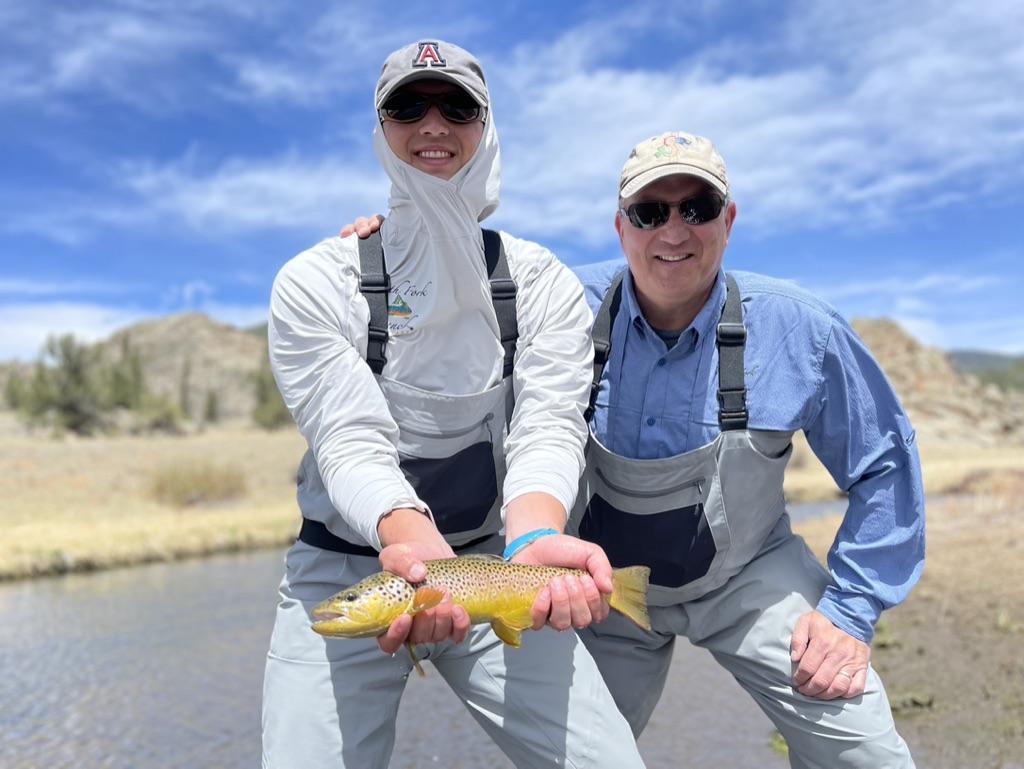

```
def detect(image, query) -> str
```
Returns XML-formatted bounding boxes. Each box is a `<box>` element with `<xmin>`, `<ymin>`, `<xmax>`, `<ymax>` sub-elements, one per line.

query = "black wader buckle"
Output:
<box><xmin>717</xmin><ymin>388</ymin><xmax>748</xmax><ymax>430</ymax></box>
<box><xmin>716</xmin><ymin>322</ymin><xmax>746</xmax><ymax>345</ymax></box>
<box><xmin>489</xmin><ymin>278</ymin><xmax>517</xmax><ymax>300</ymax></box>
<box><xmin>359</xmin><ymin>273</ymin><xmax>390</xmax><ymax>294</ymax></box>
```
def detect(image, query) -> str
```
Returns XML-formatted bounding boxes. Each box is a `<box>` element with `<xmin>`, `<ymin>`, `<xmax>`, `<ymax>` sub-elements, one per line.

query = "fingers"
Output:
<box><xmin>790</xmin><ymin>612</ymin><xmax>811</xmax><ymax>662</ymax></box>
<box><xmin>540</xmin><ymin>574</ymin><xmax>604</xmax><ymax>631</ymax></box>
<box><xmin>530</xmin><ymin>587</ymin><xmax>551</xmax><ymax>631</ymax></box>
<box><xmin>378</xmin><ymin>544</ymin><xmax>427</xmax><ymax>583</ymax></box>
<box><xmin>377</xmin><ymin>602</ymin><xmax>471</xmax><ymax>656</ymax></box>
<box><xmin>339</xmin><ymin>215</ymin><xmax>385</xmax><ymax>239</ymax></box>
<box><xmin>377</xmin><ymin>613</ymin><xmax>412</xmax><ymax>655</ymax></box>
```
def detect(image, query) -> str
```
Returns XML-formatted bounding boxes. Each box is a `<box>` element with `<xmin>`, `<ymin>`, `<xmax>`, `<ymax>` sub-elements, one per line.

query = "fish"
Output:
<box><xmin>310</xmin><ymin>554</ymin><xmax>651</xmax><ymax>675</ymax></box>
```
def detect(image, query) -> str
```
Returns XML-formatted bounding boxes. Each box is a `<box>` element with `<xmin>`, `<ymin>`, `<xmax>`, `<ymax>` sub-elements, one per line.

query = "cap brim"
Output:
<box><xmin>620</xmin><ymin>164</ymin><xmax>728</xmax><ymax>200</ymax></box>
<box><xmin>376</xmin><ymin>71</ymin><xmax>486</xmax><ymax>108</ymax></box>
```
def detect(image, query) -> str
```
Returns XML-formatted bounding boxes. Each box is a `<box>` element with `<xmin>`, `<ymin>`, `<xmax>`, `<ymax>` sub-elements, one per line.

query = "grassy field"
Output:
<box><xmin>2</xmin><ymin>415</ymin><xmax>1022</xmax><ymax>767</ymax></box>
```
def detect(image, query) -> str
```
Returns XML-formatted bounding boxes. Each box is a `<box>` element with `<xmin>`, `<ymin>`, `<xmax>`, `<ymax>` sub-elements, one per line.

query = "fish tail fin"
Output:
<box><xmin>405</xmin><ymin>641</ymin><xmax>427</xmax><ymax>677</ymax></box>
<box><xmin>609</xmin><ymin>566</ymin><xmax>651</xmax><ymax>631</ymax></box>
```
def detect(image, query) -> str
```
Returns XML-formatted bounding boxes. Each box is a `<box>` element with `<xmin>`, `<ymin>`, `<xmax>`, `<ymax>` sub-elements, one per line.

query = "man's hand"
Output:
<box><xmin>340</xmin><ymin>214</ymin><xmax>384</xmax><ymax>239</ymax></box>
<box><xmin>375</xmin><ymin>540</ymin><xmax>471</xmax><ymax>654</ymax></box>
<box><xmin>790</xmin><ymin>609</ymin><xmax>871</xmax><ymax>700</ymax></box>
<box><xmin>512</xmin><ymin>534</ymin><xmax>613</xmax><ymax>632</ymax></box>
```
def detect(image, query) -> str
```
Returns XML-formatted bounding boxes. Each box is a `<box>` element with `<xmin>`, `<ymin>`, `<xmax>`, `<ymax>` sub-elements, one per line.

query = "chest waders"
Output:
<box><xmin>570</xmin><ymin>271</ymin><xmax>794</xmax><ymax>606</ymax></box>
<box><xmin>296</xmin><ymin>229</ymin><xmax>518</xmax><ymax>554</ymax></box>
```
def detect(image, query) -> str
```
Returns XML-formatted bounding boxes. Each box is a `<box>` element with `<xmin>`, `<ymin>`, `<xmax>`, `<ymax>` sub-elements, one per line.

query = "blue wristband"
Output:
<box><xmin>503</xmin><ymin>527</ymin><xmax>559</xmax><ymax>561</ymax></box>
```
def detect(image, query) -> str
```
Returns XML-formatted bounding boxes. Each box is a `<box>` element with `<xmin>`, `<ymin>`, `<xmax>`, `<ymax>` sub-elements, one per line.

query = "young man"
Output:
<box><xmin>571</xmin><ymin>131</ymin><xmax>924</xmax><ymax>768</ymax></box>
<box><xmin>261</xmin><ymin>40</ymin><xmax>645</xmax><ymax>769</ymax></box>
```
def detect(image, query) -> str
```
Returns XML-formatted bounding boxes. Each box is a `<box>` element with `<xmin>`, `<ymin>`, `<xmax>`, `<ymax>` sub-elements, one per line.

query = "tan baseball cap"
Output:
<box><xmin>376</xmin><ymin>40</ymin><xmax>488</xmax><ymax>109</ymax></box>
<box><xmin>619</xmin><ymin>131</ymin><xmax>729</xmax><ymax>200</ymax></box>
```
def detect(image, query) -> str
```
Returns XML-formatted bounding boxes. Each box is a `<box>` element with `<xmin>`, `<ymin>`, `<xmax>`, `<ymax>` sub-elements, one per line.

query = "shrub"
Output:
<box><xmin>25</xmin><ymin>334</ymin><xmax>106</xmax><ymax>435</ymax></box>
<box><xmin>203</xmin><ymin>389</ymin><xmax>220</xmax><ymax>424</ymax></box>
<box><xmin>149</xmin><ymin>460</ymin><xmax>247</xmax><ymax>507</ymax></box>
<box><xmin>3</xmin><ymin>370</ymin><xmax>26</xmax><ymax>410</ymax></box>
<box><xmin>252</xmin><ymin>354</ymin><xmax>292</xmax><ymax>430</ymax></box>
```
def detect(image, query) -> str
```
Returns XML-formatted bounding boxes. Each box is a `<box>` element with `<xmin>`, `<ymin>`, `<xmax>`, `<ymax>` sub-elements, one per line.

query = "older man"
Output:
<box><xmin>570</xmin><ymin>131</ymin><xmax>924</xmax><ymax>768</ymax></box>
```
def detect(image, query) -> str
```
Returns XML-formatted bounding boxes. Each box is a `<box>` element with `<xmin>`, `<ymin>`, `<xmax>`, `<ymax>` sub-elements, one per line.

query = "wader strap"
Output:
<box><xmin>357</xmin><ymin>231</ymin><xmax>389</xmax><ymax>375</ymax></box>
<box><xmin>482</xmin><ymin>229</ymin><xmax>519</xmax><ymax>379</ymax></box>
<box><xmin>357</xmin><ymin>227</ymin><xmax>518</xmax><ymax>378</ymax></box>
<box><xmin>585</xmin><ymin>269</ymin><xmax>625</xmax><ymax>422</ymax></box>
<box><xmin>584</xmin><ymin>270</ymin><xmax>748</xmax><ymax>430</ymax></box>
<box><xmin>717</xmin><ymin>273</ymin><xmax>748</xmax><ymax>431</ymax></box>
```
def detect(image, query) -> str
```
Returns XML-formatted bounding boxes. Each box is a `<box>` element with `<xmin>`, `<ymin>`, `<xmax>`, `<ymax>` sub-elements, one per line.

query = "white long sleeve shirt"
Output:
<box><xmin>268</xmin><ymin>229</ymin><xmax>594</xmax><ymax>549</ymax></box>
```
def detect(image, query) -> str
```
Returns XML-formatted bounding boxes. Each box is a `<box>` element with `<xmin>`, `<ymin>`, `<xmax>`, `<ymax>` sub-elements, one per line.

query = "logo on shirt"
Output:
<box><xmin>388</xmin><ymin>294</ymin><xmax>413</xmax><ymax>319</ymax></box>
<box><xmin>412</xmin><ymin>42</ymin><xmax>446</xmax><ymax>68</ymax></box>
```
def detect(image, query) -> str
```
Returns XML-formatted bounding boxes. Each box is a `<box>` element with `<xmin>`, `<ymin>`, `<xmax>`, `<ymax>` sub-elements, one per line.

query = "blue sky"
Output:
<box><xmin>2</xmin><ymin>0</ymin><xmax>1022</xmax><ymax>361</ymax></box>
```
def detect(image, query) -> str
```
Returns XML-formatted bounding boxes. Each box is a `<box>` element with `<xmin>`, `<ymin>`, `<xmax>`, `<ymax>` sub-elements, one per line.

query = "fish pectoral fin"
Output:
<box><xmin>405</xmin><ymin>641</ymin><xmax>427</xmax><ymax>677</ymax></box>
<box><xmin>491</xmin><ymin>607</ymin><xmax>534</xmax><ymax>647</ymax></box>
<box><xmin>411</xmin><ymin>587</ymin><xmax>446</xmax><ymax>613</ymax></box>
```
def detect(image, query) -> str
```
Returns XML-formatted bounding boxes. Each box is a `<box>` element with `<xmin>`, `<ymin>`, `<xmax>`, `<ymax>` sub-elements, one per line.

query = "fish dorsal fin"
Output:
<box><xmin>459</xmin><ymin>553</ymin><xmax>505</xmax><ymax>562</ymax></box>
<box><xmin>411</xmin><ymin>587</ymin><xmax>445</xmax><ymax>613</ymax></box>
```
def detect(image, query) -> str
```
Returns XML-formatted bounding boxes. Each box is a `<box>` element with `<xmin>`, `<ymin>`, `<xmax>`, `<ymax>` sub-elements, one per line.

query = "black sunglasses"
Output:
<box><xmin>619</xmin><ymin>190</ymin><xmax>726</xmax><ymax>229</ymax></box>
<box><xmin>379</xmin><ymin>90</ymin><xmax>484</xmax><ymax>124</ymax></box>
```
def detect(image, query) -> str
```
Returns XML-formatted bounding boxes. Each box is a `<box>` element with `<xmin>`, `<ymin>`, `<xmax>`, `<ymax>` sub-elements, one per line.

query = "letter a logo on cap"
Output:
<box><xmin>412</xmin><ymin>41</ymin><xmax>446</xmax><ymax>68</ymax></box>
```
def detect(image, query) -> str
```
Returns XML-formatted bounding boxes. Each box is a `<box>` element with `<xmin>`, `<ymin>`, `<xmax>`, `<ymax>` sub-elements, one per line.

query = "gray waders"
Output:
<box><xmin>262</xmin><ymin>231</ymin><xmax>645</xmax><ymax>769</ymax></box>
<box><xmin>568</xmin><ymin>271</ymin><xmax>915</xmax><ymax>768</ymax></box>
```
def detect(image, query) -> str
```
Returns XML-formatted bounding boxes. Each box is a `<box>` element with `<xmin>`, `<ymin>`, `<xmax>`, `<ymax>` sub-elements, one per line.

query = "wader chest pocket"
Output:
<box><xmin>579</xmin><ymin>494</ymin><xmax>717</xmax><ymax>588</ymax></box>
<box><xmin>400</xmin><ymin>441</ymin><xmax>497</xmax><ymax>535</ymax></box>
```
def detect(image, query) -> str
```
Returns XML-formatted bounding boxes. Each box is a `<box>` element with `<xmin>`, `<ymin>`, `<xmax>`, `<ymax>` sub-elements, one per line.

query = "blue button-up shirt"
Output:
<box><xmin>573</xmin><ymin>261</ymin><xmax>926</xmax><ymax>643</ymax></box>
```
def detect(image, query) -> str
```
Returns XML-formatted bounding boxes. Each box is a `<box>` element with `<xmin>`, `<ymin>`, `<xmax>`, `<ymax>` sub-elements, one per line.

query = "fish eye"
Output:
<box><xmin>344</xmin><ymin>592</ymin><xmax>358</xmax><ymax>602</ymax></box>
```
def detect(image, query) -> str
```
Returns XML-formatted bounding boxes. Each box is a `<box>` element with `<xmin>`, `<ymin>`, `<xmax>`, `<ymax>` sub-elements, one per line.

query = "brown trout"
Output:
<box><xmin>311</xmin><ymin>554</ymin><xmax>650</xmax><ymax>674</ymax></box>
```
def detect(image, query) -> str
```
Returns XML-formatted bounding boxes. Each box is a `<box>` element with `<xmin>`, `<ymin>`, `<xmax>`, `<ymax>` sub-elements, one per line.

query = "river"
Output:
<box><xmin>0</xmin><ymin>542</ymin><xmax>799</xmax><ymax>769</ymax></box>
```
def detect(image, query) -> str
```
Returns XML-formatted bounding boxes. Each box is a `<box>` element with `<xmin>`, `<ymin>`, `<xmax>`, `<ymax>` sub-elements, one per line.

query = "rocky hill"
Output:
<box><xmin>93</xmin><ymin>312</ymin><xmax>268</xmax><ymax>420</ymax></box>
<box><xmin>853</xmin><ymin>319</ymin><xmax>1024</xmax><ymax>445</ymax></box>
<box><xmin>2</xmin><ymin>313</ymin><xmax>1023</xmax><ymax>443</ymax></box>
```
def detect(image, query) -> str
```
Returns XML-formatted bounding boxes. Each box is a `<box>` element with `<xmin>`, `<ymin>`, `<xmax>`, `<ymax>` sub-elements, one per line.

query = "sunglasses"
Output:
<box><xmin>379</xmin><ymin>90</ymin><xmax>484</xmax><ymax>124</ymax></box>
<box><xmin>619</xmin><ymin>190</ymin><xmax>726</xmax><ymax>229</ymax></box>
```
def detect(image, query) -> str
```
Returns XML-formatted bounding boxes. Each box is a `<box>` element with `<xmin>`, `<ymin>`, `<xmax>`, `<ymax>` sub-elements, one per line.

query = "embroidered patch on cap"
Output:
<box><xmin>412</xmin><ymin>41</ymin><xmax>446</xmax><ymax>68</ymax></box>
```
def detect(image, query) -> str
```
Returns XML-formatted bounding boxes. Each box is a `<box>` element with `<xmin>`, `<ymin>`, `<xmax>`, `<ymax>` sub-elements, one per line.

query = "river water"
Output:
<box><xmin>3</xmin><ymin>521</ymin><xmax>864</xmax><ymax>769</ymax></box>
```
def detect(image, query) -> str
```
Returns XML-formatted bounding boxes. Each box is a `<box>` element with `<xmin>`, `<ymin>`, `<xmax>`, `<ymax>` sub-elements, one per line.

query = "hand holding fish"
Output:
<box><xmin>376</xmin><ymin>540</ymin><xmax>471</xmax><ymax>654</ymax></box>
<box><xmin>510</xmin><ymin>533</ymin><xmax>613</xmax><ymax>631</ymax></box>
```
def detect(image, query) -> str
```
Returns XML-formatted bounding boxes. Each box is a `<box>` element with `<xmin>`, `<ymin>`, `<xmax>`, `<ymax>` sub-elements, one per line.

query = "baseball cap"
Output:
<box><xmin>376</xmin><ymin>40</ymin><xmax>488</xmax><ymax>109</ymax></box>
<box><xmin>619</xmin><ymin>131</ymin><xmax>729</xmax><ymax>200</ymax></box>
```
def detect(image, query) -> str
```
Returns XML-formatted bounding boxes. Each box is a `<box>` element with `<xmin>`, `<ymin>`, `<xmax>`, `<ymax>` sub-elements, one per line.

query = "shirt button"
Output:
<box><xmin>657</xmin><ymin>358</ymin><xmax>666</xmax><ymax>366</ymax></box>
<box><xmin>646</xmin><ymin>417</ymin><xmax>656</xmax><ymax>426</ymax></box>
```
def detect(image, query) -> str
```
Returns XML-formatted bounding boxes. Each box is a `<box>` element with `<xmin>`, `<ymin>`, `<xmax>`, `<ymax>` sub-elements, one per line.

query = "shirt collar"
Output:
<box><xmin>621</xmin><ymin>268</ymin><xmax>727</xmax><ymax>346</ymax></box>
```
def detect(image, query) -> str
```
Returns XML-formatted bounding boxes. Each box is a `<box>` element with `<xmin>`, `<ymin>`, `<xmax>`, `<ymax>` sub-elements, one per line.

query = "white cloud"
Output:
<box><xmin>0</xmin><ymin>278</ymin><xmax>138</xmax><ymax>297</ymax></box>
<box><xmin>0</xmin><ymin>298</ymin><xmax>269</xmax><ymax>361</ymax></box>
<box><xmin>121</xmin><ymin>152</ymin><xmax>389</xmax><ymax>233</ymax></box>
<box><xmin>486</xmin><ymin>0</ymin><xmax>1024</xmax><ymax>243</ymax></box>
<box><xmin>0</xmin><ymin>301</ymin><xmax>154</xmax><ymax>361</ymax></box>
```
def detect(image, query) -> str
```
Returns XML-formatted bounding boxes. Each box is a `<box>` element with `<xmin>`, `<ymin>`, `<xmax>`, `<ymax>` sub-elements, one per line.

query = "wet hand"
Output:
<box><xmin>339</xmin><ymin>214</ymin><xmax>384</xmax><ymax>239</ymax></box>
<box><xmin>513</xmin><ymin>534</ymin><xmax>612</xmax><ymax>632</ymax></box>
<box><xmin>376</xmin><ymin>541</ymin><xmax>470</xmax><ymax>654</ymax></box>
<box><xmin>790</xmin><ymin>609</ymin><xmax>870</xmax><ymax>700</ymax></box>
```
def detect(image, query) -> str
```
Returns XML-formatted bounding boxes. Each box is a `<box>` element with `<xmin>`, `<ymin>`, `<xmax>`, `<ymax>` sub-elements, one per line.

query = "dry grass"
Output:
<box><xmin>0</xmin><ymin>415</ymin><xmax>307</xmax><ymax>579</ymax></box>
<box><xmin>148</xmin><ymin>459</ymin><xmax>247</xmax><ymax>507</ymax></box>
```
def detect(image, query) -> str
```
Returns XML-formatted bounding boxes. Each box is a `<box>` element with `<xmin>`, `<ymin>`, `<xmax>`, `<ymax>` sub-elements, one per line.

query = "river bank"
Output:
<box><xmin>3</xmin><ymin>418</ymin><xmax>1023</xmax><ymax>766</ymax></box>
<box><xmin>2</xmin><ymin>419</ymin><xmax>1022</xmax><ymax>581</ymax></box>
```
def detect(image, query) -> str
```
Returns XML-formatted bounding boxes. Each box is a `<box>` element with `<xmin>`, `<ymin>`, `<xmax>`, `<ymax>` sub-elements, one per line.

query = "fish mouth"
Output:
<box><xmin>311</xmin><ymin>606</ymin><xmax>342</xmax><ymax>620</ymax></box>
